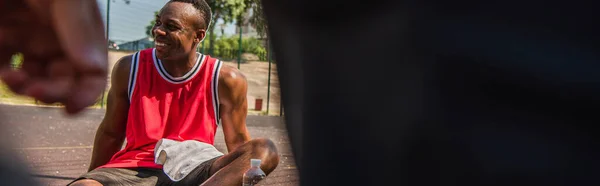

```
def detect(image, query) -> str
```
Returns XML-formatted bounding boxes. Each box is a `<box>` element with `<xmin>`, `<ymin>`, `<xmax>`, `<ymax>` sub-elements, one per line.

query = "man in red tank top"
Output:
<box><xmin>69</xmin><ymin>0</ymin><xmax>279</xmax><ymax>185</ymax></box>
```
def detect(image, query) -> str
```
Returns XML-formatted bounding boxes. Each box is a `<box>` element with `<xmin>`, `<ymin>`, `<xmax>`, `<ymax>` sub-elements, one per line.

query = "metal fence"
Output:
<box><xmin>98</xmin><ymin>0</ymin><xmax>282</xmax><ymax>116</ymax></box>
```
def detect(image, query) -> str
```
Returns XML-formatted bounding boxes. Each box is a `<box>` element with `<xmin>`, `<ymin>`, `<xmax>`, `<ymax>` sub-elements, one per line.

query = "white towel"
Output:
<box><xmin>154</xmin><ymin>138</ymin><xmax>224</xmax><ymax>181</ymax></box>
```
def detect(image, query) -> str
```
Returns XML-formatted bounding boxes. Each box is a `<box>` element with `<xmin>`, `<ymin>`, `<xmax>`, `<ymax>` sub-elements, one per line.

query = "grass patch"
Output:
<box><xmin>91</xmin><ymin>91</ymin><xmax>109</xmax><ymax>108</ymax></box>
<box><xmin>0</xmin><ymin>81</ymin><xmax>109</xmax><ymax>108</ymax></box>
<box><xmin>0</xmin><ymin>82</ymin><xmax>37</xmax><ymax>105</ymax></box>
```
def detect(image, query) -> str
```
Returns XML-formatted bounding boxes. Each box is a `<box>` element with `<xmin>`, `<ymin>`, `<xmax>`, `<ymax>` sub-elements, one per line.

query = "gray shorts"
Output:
<box><xmin>68</xmin><ymin>156</ymin><xmax>221</xmax><ymax>186</ymax></box>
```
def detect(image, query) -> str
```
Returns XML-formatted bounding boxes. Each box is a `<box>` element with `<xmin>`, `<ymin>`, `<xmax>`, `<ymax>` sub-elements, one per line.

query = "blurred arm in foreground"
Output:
<box><xmin>0</xmin><ymin>0</ymin><xmax>108</xmax><ymax>114</ymax></box>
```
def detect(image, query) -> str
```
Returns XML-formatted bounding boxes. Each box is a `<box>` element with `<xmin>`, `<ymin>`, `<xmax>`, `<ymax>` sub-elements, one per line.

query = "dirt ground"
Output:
<box><xmin>109</xmin><ymin>50</ymin><xmax>282</xmax><ymax>116</ymax></box>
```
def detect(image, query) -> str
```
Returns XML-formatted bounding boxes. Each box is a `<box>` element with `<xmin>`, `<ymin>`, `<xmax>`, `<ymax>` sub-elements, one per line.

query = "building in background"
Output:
<box><xmin>117</xmin><ymin>37</ymin><xmax>154</xmax><ymax>51</ymax></box>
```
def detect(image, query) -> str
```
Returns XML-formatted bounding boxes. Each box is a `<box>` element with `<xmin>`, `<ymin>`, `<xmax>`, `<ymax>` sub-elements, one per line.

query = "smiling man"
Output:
<box><xmin>68</xmin><ymin>0</ymin><xmax>279</xmax><ymax>185</ymax></box>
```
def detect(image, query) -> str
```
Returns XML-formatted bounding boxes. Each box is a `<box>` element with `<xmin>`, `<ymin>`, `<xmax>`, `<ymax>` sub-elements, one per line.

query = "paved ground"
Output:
<box><xmin>0</xmin><ymin>104</ymin><xmax>298</xmax><ymax>186</ymax></box>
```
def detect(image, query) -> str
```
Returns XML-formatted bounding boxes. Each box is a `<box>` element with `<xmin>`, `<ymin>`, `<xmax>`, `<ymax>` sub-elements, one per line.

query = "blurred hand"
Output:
<box><xmin>0</xmin><ymin>0</ymin><xmax>108</xmax><ymax>114</ymax></box>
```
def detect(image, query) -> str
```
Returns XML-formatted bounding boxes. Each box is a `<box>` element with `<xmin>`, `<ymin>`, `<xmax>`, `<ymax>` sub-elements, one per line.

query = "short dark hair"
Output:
<box><xmin>169</xmin><ymin>0</ymin><xmax>212</xmax><ymax>29</ymax></box>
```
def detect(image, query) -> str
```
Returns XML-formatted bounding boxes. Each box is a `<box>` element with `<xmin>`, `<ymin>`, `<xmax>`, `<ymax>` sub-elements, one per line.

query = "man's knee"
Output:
<box><xmin>69</xmin><ymin>179</ymin><xmax>102</xmax><ymax>186</ymax></box>
<box><xmin>247</xmin><ymin>138</ymin><xmax>278</xmax><ymax>155</ymax></box>
<box><xmin>246</xmin><ymin>138</ymin><xmax>280</xmax><ymax>173</ymax></box>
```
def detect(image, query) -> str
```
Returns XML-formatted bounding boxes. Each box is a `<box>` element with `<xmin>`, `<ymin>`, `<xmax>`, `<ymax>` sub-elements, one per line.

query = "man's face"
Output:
<box><xmin>152</xmin><ymin>2</ymin><xmax>204</xmax><ymax>60</ymax></box>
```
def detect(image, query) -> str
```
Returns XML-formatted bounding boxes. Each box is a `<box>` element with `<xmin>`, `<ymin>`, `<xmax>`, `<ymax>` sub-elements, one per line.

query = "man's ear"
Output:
<box><xmin>196</xmin><ymin>29</ymin><xmax>206</xmax><ymax>43</ymax></box>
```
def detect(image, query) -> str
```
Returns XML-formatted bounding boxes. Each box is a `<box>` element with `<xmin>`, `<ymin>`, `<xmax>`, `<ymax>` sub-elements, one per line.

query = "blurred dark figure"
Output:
<box><xmin>261</xmin><ymin>0</ymin><xmax>600</xmax><ymax>185</ymax></box>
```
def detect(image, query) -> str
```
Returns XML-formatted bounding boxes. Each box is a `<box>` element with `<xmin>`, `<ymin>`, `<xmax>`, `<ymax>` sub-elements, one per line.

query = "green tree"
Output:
<box><xmin>239</xmin><ymin>0</ymin><xmax>269</xmax><ymax>61</ymax></box>
<box><xmin>243</xmin><ymin>0</ymin><xmax>267</xmax><ymax>38</ymax></box>
<box><xmin>205</xmin><ymin>0</ymin><xmax>247</xmax><ymax>55</ymax></box>
<box><xmin>146</xmin><ymin>11</ymin><xmax>159</xmax><ymax>37</ymax></box>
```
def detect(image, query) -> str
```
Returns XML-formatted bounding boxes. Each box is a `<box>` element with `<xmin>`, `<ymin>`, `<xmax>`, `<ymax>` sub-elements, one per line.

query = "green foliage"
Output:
<box><xmin>146</xmin><ymin>11</ymin><xmax>159</xmax><ymax>37</ymax></box>
<box><xmin>243</xmin><ymin>0</ymin><xmax>267</xmax><ymax>37</ymax></box>
<box><xmin>206</xmin><ymin>0</ymin><xmax>248</xmax><ymax>24</ymax></box>
<box><xmin>10</xmin><ymin>53</ymin><xmax>23</xmax><ymax>69</ymax></box>
<box><xmin>199</xmin><ymin>36</ymin><xmax>266</xmax><ymax>60</ymax></box>
<box><xmin>204</xmin><ymin>0</ymin><xmax>247</xmax><ymax>55</ymax></box>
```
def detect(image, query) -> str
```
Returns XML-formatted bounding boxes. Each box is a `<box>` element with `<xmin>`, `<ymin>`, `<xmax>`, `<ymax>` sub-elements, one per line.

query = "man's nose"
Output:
<box><xmin>153</xmin><ymin>26</ymin><xmax>166</xmax><ymax>37</ymax></box>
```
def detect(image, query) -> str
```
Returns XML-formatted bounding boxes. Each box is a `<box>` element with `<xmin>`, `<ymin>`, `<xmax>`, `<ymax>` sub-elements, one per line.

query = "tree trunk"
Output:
<box><xmin>208</xmin><ymin>12</ymin><xmax>221</xmax><ymax>55</ymax></box>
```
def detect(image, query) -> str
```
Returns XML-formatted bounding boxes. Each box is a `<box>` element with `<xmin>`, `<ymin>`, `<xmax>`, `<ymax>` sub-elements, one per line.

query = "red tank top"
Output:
<box><xmin>99</xmin><ymin>48</ymin><xmax>222</xmax><ymax>169</ymax></box>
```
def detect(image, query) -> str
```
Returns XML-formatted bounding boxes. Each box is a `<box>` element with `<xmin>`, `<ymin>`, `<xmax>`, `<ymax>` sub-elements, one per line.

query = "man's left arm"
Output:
<box><xmin>218</xmin><ymin>65</ymin><xmax>251</xmax><ymax>153</ymax></box>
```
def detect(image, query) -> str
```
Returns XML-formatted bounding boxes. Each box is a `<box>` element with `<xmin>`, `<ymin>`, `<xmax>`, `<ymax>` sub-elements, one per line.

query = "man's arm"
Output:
<box><xmin>218</xmin><ymin>65</ymin><xmax>251</xmax><ymax>153</ymax></box>
<box><xmin>87</xmin><ymin>55</ymin><xmax>132</xmax><ymax>171</ymax></box>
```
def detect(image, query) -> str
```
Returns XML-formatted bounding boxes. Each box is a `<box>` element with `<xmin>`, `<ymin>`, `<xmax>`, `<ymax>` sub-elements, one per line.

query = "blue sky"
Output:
<box><xmin>96</xmin><ymin>0</ymin><xmax>237</xmax><ymax>43</ymax></box>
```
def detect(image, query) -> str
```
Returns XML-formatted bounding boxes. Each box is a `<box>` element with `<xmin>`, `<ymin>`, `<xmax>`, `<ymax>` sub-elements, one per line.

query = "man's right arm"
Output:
<box><xmin>87</xmin><ymin>55</ymin><xmax>132</xmax><ymax>171</ymax></box>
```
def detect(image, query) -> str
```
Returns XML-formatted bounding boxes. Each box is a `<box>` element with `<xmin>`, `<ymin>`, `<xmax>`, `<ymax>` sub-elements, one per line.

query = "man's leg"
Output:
<box><xmin>201</xmin><ymin>138</ymin><xmax>280</xmax><ymax>186</ymax></box>
<box><xmin>68</xmin><ymin>167</ymin><xmax>163</xmax><ymax>186</ymax></box>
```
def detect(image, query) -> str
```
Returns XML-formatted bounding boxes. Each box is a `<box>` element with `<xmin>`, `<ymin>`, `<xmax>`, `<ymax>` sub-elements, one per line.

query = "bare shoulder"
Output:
<box><xmin>110</xmin><ymin>54</ymin><xmax>135</xmax><ymax>91</ymax></box>
<box><xmin>218</xmin><ymin>64</ymin><xmax>247</xmax><ymax>91</ymax></box>
<box><xmin>218</xmin><ymin>64</ymin><xmax>247</xmax><ymax>102</ymax></box>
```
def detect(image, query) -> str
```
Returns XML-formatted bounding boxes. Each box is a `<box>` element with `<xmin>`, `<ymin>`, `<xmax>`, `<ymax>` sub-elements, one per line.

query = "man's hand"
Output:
<box><xmin>0</xmin><ymin>0</ymin><xmax>107</xmax><ymax>114</ymax></box>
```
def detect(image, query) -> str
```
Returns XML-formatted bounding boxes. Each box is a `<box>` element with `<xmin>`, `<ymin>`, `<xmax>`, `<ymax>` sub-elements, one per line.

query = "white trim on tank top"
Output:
<box><xmin>152</xmin><ymin>48</ymin><xmax>205</xmax><ymax>84</ymax></box>
<box><xmin>128</xmin><ymin>52</ymin><xmax>140</xmax><ymax>102</ymax></box>
<box><xmin>211</xmin><ymin>60</ymin><xmax>223</xmax><ymax>126</ymax></box>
